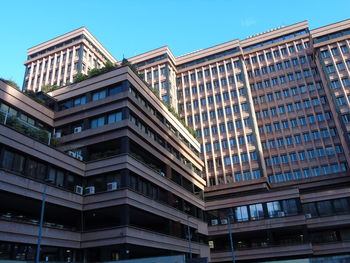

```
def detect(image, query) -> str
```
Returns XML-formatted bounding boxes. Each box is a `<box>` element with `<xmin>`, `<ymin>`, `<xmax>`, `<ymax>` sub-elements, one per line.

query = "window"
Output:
<box><xmin>253</xmin><ymin>170</ymin><xmax>261</xmax><ymax>179</ymax></box>
<box><xmin>235</xmin><ymin>173</ymin><xmax>242</xmax><ymax>182</ymax></box>
<box><xmin>336</xmin><ymin>96</ymin><xmax>346</xmax><ymax>105</ymax></box>
<box><xmin>298</xmin><ymin>151</ymin><xmax>306</xmax><ymax>160</ymax></box>
<box><xmin>74</xmin><ymin>96</ymin><xmax>86</xmax><ymax>106</ymax></box>
<box><xmin>303</xmin><ymin>133</ymin><xmax>311</xmax><ymax>142</ymax></box>
<box><xmin>281</xmin><ymin>155</ymin><xmax>288</xmax><ymax>163</ymax></box>
<box><xmin>287</xmin><ymin>104</ymin><xmax>294</xmax><ymax>112</ymax></box>
<box><xmin>326</xmin><ymin>65</ymin><xmax>335</xmax><ymax>73</ymax></box>
<box><xmin>224</xmin><ymin>156</ymin><xmax>231</xmax><ymax>166</ymax></box>
<box><xmin>278</xmin><ymin>105</ymin><xmax>286</xmax><ymax>114</ymax></box>
<box><xmin>331</xmin><ymin>80</ymin><xmax>341</xmax><ymax>89</ymax></box>
<box><xmin>290</xmin><ymin>153</ymin><xmax>297</xmax><ymax>162</ymax></box>
<box><xmin>277</xmin><ymin>138</ymin><xmax>284</xmax><ymax>147</ymax></box>
<box><xmin>267</xmin><ymin>201</ymin><xmax>282</xmax><ymax>218</ymax></box>
<box><xmin>234</xmin><ymin>206</ymin><xmax>249</xmax><ymax>222</ymax></box>
<box><xmin>230</xmin><ymin>138</ymin><xmax>237</xmax><ymax>147</ymax></box>
<box><xmin>333</xmin><ymin>198</ymin><xmax>349</xmax><ymax>214</ymax></box>
<box><xmin>270</xmin><ymin>107</ymin><xmax>276</xmax><ymax>115</ymax></box>
<box><xmin>219</xmin><ymin>123</ymin><xmax>226</xmax><ymax>132</ymax></box>
<box><xmin>308</xmin><ymin>115</ymin><xmax>316</xmax><ymax>124</ymax></box>
<box><xmin>267</xmin><ymin>93</ymin><xmax>274</xmax><ymax>101</ymax></box>
<box><xmin>284</xmin><ymin>60</ymin><xmax>291</xmax><ymax>68</ymax></box>
<box><xmin>221</xmin><ymin>140</ymin><xmax>228</xmax><ymax>149</ymax></box>
<box><xmin>249</xmin><ymin>204</ymin><xmax>264</xmax><ymax>220</ymax></box>
<box><xmin>317</xmin><ymin>148</ymin><xmax>325</xmax><ymax>157</ymax></box>
<box><xmin>342</xmin><ymin>78</ymin><xmax>350</xmax><ymax>86</ymax></box>
<box><xmin>320</xmin><ymin>50</ymin><xmax>330</xmax><ymax>58</ymax></box>
<box><xmin>108</xmin><ymin>112</ymin><xmax>122</xmax><ymax>124</ymax></box>
<box><xmin>226</xmin><ymin>122</ymin><xmax>233</xmax><ymax>131</ymax></box>
<box><xmin>337</xmin><ymin>62</ymin><xmax>345</xmax><ymax>71</ymax></box>
<box><xmin>282</xmin><ymin>199</ymin><xmax>298</xmax><ymax>216</ymax></box>
<box><xmin>313</xmin><ymin>131</ymin><xmax>320</xmax><ymax>140</ymax></box>
<box><xmin>269</xmin><ymin>140</ymin><xmax>276</xmax><ymax>148</ymax></box>
<box><xmin>213</xmin><ymin>141</ymin><xmax>220</xmax><ymax>151</ymax></box>
<box><xmin>265</xmin><ymin>124</ymin><xmax>272</xmax><ymax>133</ymax></box>
<box><xmin>91</xmin><ymin>116</ymin><xmax>105</xmax><ymax>128</ymax></box>
<box><xmin>92</xmin><ymin>89</ymin><xmax>106</xmax><ymax>101</ymax></box>
<box><xmin>250</xmin><ymin>151</ymin><xmax>257</xmax><ymax>160</ymax></box>
<box><xmin>331</xmin><ymin>47</ymin><xmax>339</xmax><ymax>55</ymax></box>
<box><xmin>265</xmin><ymin>158</ymin><xmax>271</xmax><ymax>166</ymax></box>
<box><xmin>205</xmin><ymin>143</ymin><xmax>212</xmax><ymax>152</ymax></box>
<box><xmin>317</xmin><ymin>200</ymin><xmax>333</xmax><ymax>216</ymax></box>
<box><xmin>241</xmin><ymin>153</ymin><xmax>248</xmax><ymax>162</ymax></box>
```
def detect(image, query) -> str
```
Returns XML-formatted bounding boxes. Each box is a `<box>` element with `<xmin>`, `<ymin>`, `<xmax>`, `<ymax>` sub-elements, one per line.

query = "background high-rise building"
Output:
<box><xmin>23</xmin><ymin>27</ymin><xmax>117</xmax><ymax>91</ymax></box>
<box><xmin>130</xmin><ymin>19</ymin><xmax>350</xmax><ymax>187</ymax></box>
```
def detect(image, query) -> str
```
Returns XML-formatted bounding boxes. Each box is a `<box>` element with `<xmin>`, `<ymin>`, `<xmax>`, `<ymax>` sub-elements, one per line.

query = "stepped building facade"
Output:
<box><xmin>1</xmin><ymin>19</ymin><xmax>350</xmax><ymax>262</ymax></box>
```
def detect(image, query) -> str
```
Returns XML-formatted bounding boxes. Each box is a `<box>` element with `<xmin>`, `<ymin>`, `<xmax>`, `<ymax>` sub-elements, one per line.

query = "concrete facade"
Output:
<box><xmin>1</xmin><ymin>18</ymin><xmax>350</xmax><ymax>262</ymax></box>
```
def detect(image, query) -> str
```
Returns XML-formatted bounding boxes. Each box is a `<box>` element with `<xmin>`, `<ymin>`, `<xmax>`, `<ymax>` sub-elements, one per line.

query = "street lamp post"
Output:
<box><xmin>227</xmin><ymin>215</ymin><xmax>235</xmax><ymax>263</ymax></box>
<box><xmin>35</xmin><ymin>182</ymin><xmax>50</xmax><ymax>263</ymax></box>
<box><xmin>186</xmin><ymin>215</ymin><xmax>192</xmax><ymax>260</ymax></box>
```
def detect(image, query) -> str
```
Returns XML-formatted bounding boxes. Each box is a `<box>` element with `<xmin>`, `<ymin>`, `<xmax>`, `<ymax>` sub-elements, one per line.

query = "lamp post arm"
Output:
<box><xmin>227</xmin><ymin>216</ymin><xmax>235</xmax><ymax>263</ymax></box>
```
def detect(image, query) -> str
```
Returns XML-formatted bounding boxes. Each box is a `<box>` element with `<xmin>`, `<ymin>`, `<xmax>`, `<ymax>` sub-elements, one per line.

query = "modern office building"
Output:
<box><xmin>0</xmin><ymin>67</ymin><xmax>209</xmax><ymax>261</ymax></box>
<box><xmin>1</xmin><ymin>19</ymin><xmax>350</xmax><ymax>262</ymax></box>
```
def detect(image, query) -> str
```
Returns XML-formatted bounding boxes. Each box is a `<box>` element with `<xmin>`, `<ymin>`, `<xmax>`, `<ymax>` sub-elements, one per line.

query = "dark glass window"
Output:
<box><xmin>282</xmin><ymin>199</ymin><xmax>298</xmax><ymax>216</ymax></box>
<box><xmin>317</xmin><ymin>200</ymin><xmax>333</xmax><ymax>216</ymax></box>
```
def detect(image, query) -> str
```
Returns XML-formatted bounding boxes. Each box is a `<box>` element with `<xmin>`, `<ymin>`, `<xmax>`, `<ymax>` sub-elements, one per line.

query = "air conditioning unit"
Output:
<box><xmin>221</xmin><ymin>219</ymin><xmax>228</xmax><ymax>225</ymax></box>
<box><xmin>85</xmin><ymin>186</ymin><xmax>95</xmax><ymax>195</ymax></box>
<box><xmin>305</xmin><ymin>213</ymin><xmax>312</xmax><ymax>219</ymax></box>
<box><xmin>74</xmin><ymin>126</ymin><xmax>82</xmax><ymax>133</ymax></box>
<box><xmin>277</xmin><ymin>211</ymin><xmax>285</xmax><ymax>217</ymax></box>
<box><xmin>211</xmin><ymin>219</ymin><xmax>218</xmax><ymax>226</ymax></box>
<box><xmin>107</xmin><ymin>182</ymin><xmax>118</xmax><ymax>191</ymax></box>
<box><xmin>74</xmin><ymin>185</ymin><xmax>83</xmax><ymax>195</ymax></box>
<box><xmin>54</xmin><ymin>132</ymin><xmax>61</xmax><ymax>138</ymax></box>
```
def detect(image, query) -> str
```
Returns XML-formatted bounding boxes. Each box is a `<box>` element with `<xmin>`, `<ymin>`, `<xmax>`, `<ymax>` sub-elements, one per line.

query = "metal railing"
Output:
<box><xmin>0</xmin><ymin>110</ymin><xmax>53</xmax><ymax>146</ymax></box>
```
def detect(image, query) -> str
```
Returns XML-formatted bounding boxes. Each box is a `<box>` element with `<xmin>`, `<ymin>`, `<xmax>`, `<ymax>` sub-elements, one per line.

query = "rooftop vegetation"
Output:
<box><xmin>0</xmin><ymin>78</ymin><xmax>20</xmax><ymax>90</ymax></box>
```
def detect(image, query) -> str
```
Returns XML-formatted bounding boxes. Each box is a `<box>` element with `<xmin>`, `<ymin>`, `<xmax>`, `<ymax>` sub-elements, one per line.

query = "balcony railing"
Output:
<box><xmin>0</xmin><ymin>110</ymin><xmax>57</xmax><ymax>146</ymax></box>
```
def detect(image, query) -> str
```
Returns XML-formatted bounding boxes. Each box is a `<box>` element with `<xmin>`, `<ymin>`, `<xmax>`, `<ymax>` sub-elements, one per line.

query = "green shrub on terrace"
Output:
<box><xmin>0</xmin><ymin>78</ymin><xmax>20</xmax><ymax>90</ymax></box>
<box><xmin>73</xmin><ymin>73</ymin><xmax>88</xmax><ymax>83</ymax></box>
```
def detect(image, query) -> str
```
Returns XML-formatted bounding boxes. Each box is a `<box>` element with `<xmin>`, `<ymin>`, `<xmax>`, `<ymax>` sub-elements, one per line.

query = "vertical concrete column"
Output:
<box><xmin>121</xmin><ymin>137</ymin><xmax>130</xmax><ymax>154</ymax></box>
<box><xmin>121</xmin><ymin>205</ymin><xmax>130</xmax><ymax>226</ymax></box>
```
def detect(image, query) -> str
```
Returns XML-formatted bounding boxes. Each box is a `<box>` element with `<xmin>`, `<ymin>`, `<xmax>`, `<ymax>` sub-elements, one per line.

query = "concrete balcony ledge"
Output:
<box><xmin>81</xmin><ymin>226</ymin><xmax>210</xmax><ymax>258</ymax></box>
<box><xmin>313</xmin><ymin>241</ymin><xmax>350</xmax><ymax>255</ymax></box>
<box><xmin>306</xmin><ymin>214</ymin><xmax>350</xmax><ymax>228</ymax></box>
<box><xmin>0</xmin><ymin>219</ymin><xmax>80</xmax><ymax>248</ymax></box>
<box><xmin>210</xmin><ymin>243</ymin><xmax>313</xmax><ymax>262</ymax></box>
<box><xmin>208</xmin><ymin>214</ymin><xmax>306</xmax><ymax>235</ymax></box>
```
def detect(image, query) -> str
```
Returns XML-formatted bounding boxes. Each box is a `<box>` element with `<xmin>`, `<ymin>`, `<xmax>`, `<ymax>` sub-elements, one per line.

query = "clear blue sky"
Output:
<box><xmin>1</xmin><ymin>0</ymin><xmax>349</xmax><ymax>88</ymax></box>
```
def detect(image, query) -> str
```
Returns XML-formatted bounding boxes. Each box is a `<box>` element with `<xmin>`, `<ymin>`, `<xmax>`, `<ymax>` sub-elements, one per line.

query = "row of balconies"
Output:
<box><xmin>210</xmin><ymin>241</ymin><xmax>350</xmax><ymax>262</ymax></box>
